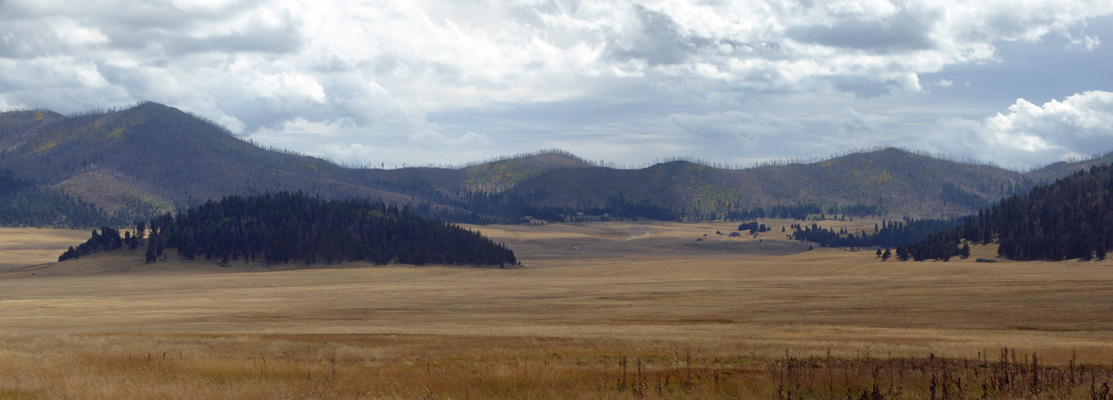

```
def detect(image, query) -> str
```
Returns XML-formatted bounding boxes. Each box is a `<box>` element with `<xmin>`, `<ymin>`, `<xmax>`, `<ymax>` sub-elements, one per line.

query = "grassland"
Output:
<box><xmin>2</xmin><ymin>220</ymin><xmax>1112</xmax><ymax>399</ymax></box>
<box><xmin>0</xmin><ymin>227</ymin><xmax>90</xmax><ymax>269</ymax></box>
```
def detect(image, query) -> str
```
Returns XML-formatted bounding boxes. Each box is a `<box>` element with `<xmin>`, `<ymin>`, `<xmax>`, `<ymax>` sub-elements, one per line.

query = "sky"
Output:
<box><xmin>1</xmin><ymin>0</ymin><xmax>1112</xmax><ymax>170</ymax></box>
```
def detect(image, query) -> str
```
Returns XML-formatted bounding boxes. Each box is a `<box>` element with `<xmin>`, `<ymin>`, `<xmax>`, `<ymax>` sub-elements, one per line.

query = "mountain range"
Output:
<box><xmin>1</xmin><ymin>102</ymin><xmax>1110</xmax><ymax>226</ymax></box>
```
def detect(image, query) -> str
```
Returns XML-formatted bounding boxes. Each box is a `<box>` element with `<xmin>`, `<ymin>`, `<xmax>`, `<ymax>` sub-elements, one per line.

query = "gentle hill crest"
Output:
<box><xmin>461</xmin><ymin>149</ymin><xmax>594</xmax><ymax>192</ymax></box>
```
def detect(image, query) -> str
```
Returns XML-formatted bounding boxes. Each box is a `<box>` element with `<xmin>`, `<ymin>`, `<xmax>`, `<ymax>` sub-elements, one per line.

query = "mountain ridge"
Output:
<box><xmin>1</xmin><ymin>102</ymin><xmax>1109</xmax><ymax>225</ymax></box>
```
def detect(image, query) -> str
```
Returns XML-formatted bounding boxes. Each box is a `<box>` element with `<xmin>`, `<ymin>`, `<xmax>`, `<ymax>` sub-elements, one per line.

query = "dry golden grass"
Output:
<box><xmin>0</xmin><ymin>227</ymin><xmax>90</xmax><ymax>269</ymax></box>
<box><xmin>1</xmin><ymin>220</ymin><xmax>1113</xmax><ymax>399</ymax></box>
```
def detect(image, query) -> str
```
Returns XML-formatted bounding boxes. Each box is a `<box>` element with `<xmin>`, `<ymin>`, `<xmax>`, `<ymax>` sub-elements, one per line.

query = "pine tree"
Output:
<box><xmin>59</xmin><ymin>246</ymin><xmax>78</xmax><ymax>262</ymax></box>
<box><xmin>896</xmin><ymin>246</ymin><xmax>909</xmax><ymax>261</ymax></box>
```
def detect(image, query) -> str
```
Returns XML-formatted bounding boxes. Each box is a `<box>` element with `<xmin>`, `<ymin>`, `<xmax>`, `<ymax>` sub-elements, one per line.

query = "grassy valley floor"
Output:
<box><xmin>2</xmin><ymin>220</ymin><xmax>1112</xmax><ymax>398</ymax></box>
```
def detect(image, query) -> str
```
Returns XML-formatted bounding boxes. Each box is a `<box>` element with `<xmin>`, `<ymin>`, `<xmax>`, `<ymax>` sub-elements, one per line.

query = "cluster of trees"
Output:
<box><xmin>722</xmin><ymin>203</ymin><xmax>882</xmax><ymax>222</ymax></box>
<box><xmin>900</xmin><ymin>164</ymin><xmax>1113</xmax><ymax>261</ymax></box>
<box><xmin>738</xmin><ymin>222</ymin><xmax>771</xmax><ymax>234</ymax></box>
<box><xmin>891</xmin><ymin>230</ymin><xmax>971</xmax><ymax>261</ymax></box>
<box><xmin>58</xmin><ymin>226</ymin><xmax>142</xmax><ymax>261</ymax></box>
<box><xmin>789</xmin><ymin>218</ymin><xmax>962</xmax><ymax>248</ymax></box>
<box><xmin>724</xmin><ymin>204</ymin><xmax>821</xmax><ymax>221</ymax></box>
<box><xmin>578</xmin><ymin>195</ymin><xmax>679</xmax><ymax>221</ymax></box>
<box><xmin>831</xmin><ymin>204</ymin><xmax>884</xmax><ymax>217</ymax></box>
<box><xmin>59</xmin><ymin>191</ymin><xmax>519</xmax><ymax>267</ymax></box>
<box><xmin>422</xmin><ymin>195</ymin><xmax>881</xmax><ymax>225</ymax></box>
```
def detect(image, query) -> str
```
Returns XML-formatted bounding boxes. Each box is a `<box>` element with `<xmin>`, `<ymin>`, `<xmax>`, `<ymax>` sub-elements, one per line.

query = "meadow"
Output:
<box><xmin>1</xmin><ymin>220</ymin><xmax>1112</xmax><ymax>399</ymax></box>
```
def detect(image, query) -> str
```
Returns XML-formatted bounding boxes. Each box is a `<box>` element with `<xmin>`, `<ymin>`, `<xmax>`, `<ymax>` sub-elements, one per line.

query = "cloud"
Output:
<box><xmin>832</xmin><ymin>108</ymin><xmax>880</xmax><ymax>136</ymax></box>
<box><xmin>654</xmin><ymin>111</ymin><xmax>806</xmax><ymax>150</ymax></box>
<box><xmin>989</xmin><ymin>91</ymin><xmax>1113</xmax><ymax>141</ymax></box>
<box><xmin>162</xmin><ymin>15</ymin><xmax>305</xmax><ymax>55</ymax></box>
<box><xmin>786</xmin><ymin>6</ymin><xmax>937</xmax><ymax>53</ymax></box>
<box><xmin>604</xmin><ymin>4</ymin><xmax>703</xmax><ymax>66</ymax></box>
<box><xmin>642</xmin><ymin>107</ymin><xmax>879</xmax><ymax>162</ymax></box>
<box><xmin>1</xmin><ymin>0</ymin><xmax>1112</xmax><ymax>168</ymax></box>
<box><xmin>920</xmin><ymin>91</ymin><xmax>1113</xmax><ymax>167</ymax></box>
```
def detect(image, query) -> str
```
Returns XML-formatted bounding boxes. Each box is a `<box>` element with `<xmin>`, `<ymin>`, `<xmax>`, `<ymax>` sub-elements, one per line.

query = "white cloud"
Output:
<box><xmin>51</xmin><ymin>19</ymin><xmax>109</xmax><ymax>46</ymax></box>
<box><xmin>920</xmin><ymin>91</ymin><xmax>1113</xmax><ymax>167</ymax></box>
<box><xmin>991</xmin><ymin>91</ymin><xmax>1113</xmax><ymax>137</ymax></box>
<box><xmin>245</xmin><ymin>71</ymin><xmax>327</xmax><ymax>103</ymax></box>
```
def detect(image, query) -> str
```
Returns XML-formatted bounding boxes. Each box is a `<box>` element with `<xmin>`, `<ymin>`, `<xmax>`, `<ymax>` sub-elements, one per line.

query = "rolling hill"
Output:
<box><xmin>1</xmin><ymin>102</ymin><xmax>1109</xmax><ymax>226</ymax></box>
<box><xmin>500</xmin><ymin>147</ymin><xmax>1033</xmax><ymax>219</ymax></box>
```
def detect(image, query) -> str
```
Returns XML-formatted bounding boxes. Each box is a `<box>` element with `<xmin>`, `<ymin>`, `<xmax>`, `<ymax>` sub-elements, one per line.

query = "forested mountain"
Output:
<box><xmin>497</xmin><ymin>148</ymin><xmax>1037</xmax><ymax>221</ymax></box>
<box><xmin>0</xmin><ymin>102</ymin><xmax>408</xmax><ymax>213</ymax></box>
<box><xmin>59</xmin><ymin>191</ymin><xmax>518</xmax><ymax>268</ymax></box>
<box><xmin>1</xmin><ymin>102</ymin><xmax>1110</xmax><ymax>226</ymax></box>
<box><xmin>898</xmin><ymin>164</ymin><xmax>1113</xmax><ymax>261</ymax></box>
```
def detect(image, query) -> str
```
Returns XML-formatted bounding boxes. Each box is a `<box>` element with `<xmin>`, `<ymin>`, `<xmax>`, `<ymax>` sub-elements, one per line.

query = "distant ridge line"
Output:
<box><xmin>6</xmin><ymin>101</ymin><xmax>1109</xmax><ymax>173</ymax></box>
<box><xmin>381</xmin><ymin>145</ymin><xmax>1111</xmax><ymax>173</ymax></box>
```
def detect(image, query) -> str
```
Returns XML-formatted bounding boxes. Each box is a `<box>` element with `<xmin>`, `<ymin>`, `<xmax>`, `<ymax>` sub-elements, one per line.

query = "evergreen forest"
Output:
<box><xmin>789</xmin><ymin>218</ymin><xmax>963</xmax><ymax>249</ymax></box>
<box><xmin>58</xmin><ymin>191</ymin><xmax>519</xmax><ymax>268</ymax></box>
<box><xmin>898</xmin><ymin>164</ymin><xmax>1113</xmax><ymax>261</ymax></box>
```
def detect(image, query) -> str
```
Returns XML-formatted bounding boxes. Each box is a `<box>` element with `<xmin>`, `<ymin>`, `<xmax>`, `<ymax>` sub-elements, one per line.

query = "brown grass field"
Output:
<box><xmin>0</xmin><ymin>227</ymin><xmax>91</xmax><ymax>269</ymax></box>
<box><xmin>2</xmin><ymin>220</ymin><xmax>1113</xmax><ymax>399</ymax></box>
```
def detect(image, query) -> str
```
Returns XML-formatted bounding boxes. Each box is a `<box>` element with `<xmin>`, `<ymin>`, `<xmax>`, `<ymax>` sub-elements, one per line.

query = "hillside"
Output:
<box><xmin>502</xmin><ymin>148</ymin><xmax>1033</xmax><ymax>219</ymax></box>
<box><xmin>0</xmin><ymin>103</ymin><xmax>409</xmax><ymax>217</ymax></box>
<box><xmin>1026</xmin><ymin>152</ymin><xmax>1113</xmax><ymax>183</ymax></box>
<box><xmin>0</xmin><ymin>170</ymin><xmax>131</xmax><ymax>227</ymax></box>
<box><xmin>1</xmin><ymin>102</ymin><xmax>1110</xmax><ymax>226</ymax></box>
<box><xmin>899</xmin><ymin>164</ymin><xmax>1113</xmax><ymax>261</ymax></box>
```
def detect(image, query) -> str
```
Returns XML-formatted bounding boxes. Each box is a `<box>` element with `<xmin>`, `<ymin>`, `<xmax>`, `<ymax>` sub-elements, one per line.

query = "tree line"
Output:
<box><xmin>709</xmin><ymin>203</ymin><xmax>882</xmax><ymax>222</ymax></box>
<box><xmin>59</xmin><ymin>191</ymin><xmax>518</xmax><ymax>267</ymax></box>
<box><xmin>738</xmin><ymin>221</ymin><xmax>771</xmax><ymax>234</ymax></box>
<box><xmin>899</xmin><ymin>164</ymin><xmax>1113</xmax><ymax>261</ymax></box>
<box><xmin>789</xmin><ymin>218</ymin><xmax>962</xmax><ymax>249</ymax></box>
